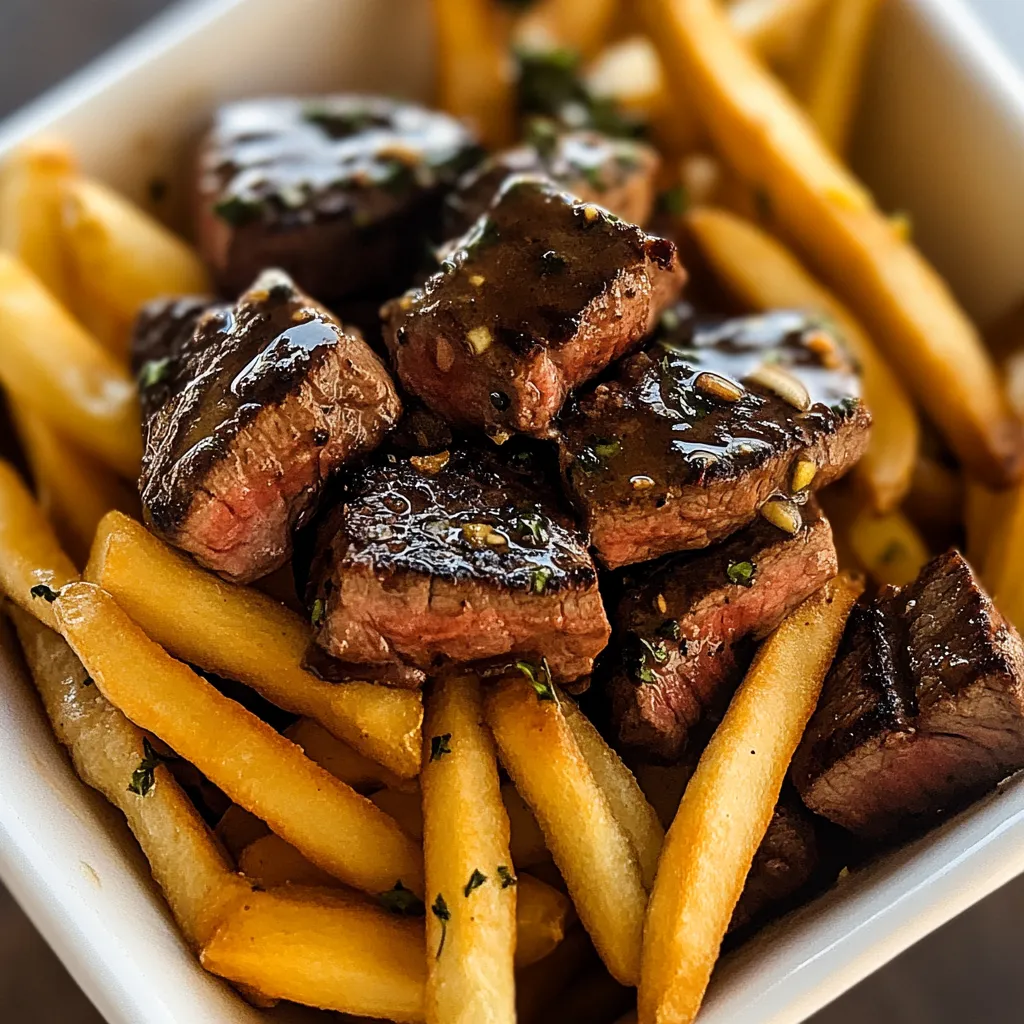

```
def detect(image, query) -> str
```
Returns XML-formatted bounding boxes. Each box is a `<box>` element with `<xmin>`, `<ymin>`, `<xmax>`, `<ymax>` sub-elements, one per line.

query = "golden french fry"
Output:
<box><xmin>54</xmin><ymin>582</ymin><xmax>424</xmax><ymax>896</ymax></box>
<box><xmin>0</xmin><ymin>253</ymin><xmax>141</xmax><ymax>477</ymax></box>
<box><xmin>638</xmin><ymin>575</ymin><xmax>862</xmax><ymax>1024</ymax></box>
<box><xmin>85</xmin><ymin>512</ymin><xmax>422</xmax><ymax>778</ymax></box>
<box><xmin>284</xmin><ymin>717</ymin><xmax>416</xmax><ymax>793</ymax></box>
<box><xmin>515</xmin><ymin>872</ymin><xmax>572</xmax><ymax>968</ymax></box>
<box><xmin>486</xmin><ymin>676</ymin><xmax>647</xmax><ymax>986</ymax></box>
<box><xmin>215</xmin><ymin>804</ymin><xmax>268</xmax><ymax>860</ymax></box>
<box><xmin>0</xmin><ymin>460</ymin><xmax>78</xmax><ymax>630</ymax></box>
<box><xmin>847</xmin><ymin>506</ymin><xmax>930</xmax><ymax>587</ymax></box>
<box><xmin>435</xmin><ymin>0</ymin><xmax>515</xmax><ymax>149</ymax></box>
<box><xmin>10</xmin><ymin>403</ymin><xmax>137</xmax><ymax>568</ymax></box>
<box><xmin>0</xmin><ymin>138</ymin><xmax>77</xmax><ymax>304</ymax></box>
<box><xmin>560</xmin><ymin>697</ymin><xmax>664</xmax><ymax>891</ymax></box>
<box><xmin>9</xmin><ymin>606</ymin><xmax>249</xmax><ymax>947</ymax></box>
<box><xmin>980</xmin><ymin>484</ymin><xmax>1024</xmax><ymax>632</ymax></box>
<box><xmin>799</xmin><ymin>0</ymin><xmax>883</xmax><ymax>153</ymax></box>
<box><xmin>371</xmin><ymin>786</ymin><xmax>424</xmax><ymax>841</ymax></box>
<box><xmin>640</xmin><ymin>0</ymin><xmax>1022</xmax><ymax>487</ymax></box>
<box><xmin>687</xmin><ymin>206</ymin><xmax>920</xmax><ymax>511</ymax></box>
<box><xmin>422</xmin><ymin>674</ymin><xmax>516</xmax><ymax>1024</ymax></box>
<box><xmin>503</xmin><ymin>781</ymin><xmax>550</xmax><ymax>868</ymax></box>
<box><xmin>520</xmin><ymin>0</ymin><xmax>619</xmax><ymax>58</ymax></box>
<box><xmin>967</xmin><ymin>480</ymin><xmax>1009</xmax><ymax>582</ymax></box>
<box><xmin>61</xmin><ymin>176</ymin><xmax>210</xmax><ymax>326</ymax></box>
<box><xmin>729</xmin><ymin>0</ymin><xmax>828</xmax><ymax>68</ymax></box>
<box><xmin>238</xmin><ymin>832</ymin><xmax>339</xmax><ymax>890</ymax></box>
<box><xmin>201</xmin><ymin>886</ymin><xmax>427</xmax><ymax>1022</ymax></box>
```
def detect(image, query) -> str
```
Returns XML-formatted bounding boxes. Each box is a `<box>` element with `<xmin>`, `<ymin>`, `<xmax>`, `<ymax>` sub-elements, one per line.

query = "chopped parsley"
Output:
<box><xmin>464</xmin><ymin>869</ymin><xmax>487</xmax><ymax>897</ymax></box>
<box><xmin>430</xmin><ymin>733</ymin><xmax>453</xmax><ymax>762</ymax></box>
<box><xmin>656</xmin><ymin>619</ymin><xmax>682</xmax><ymax>642</ymax></box>
<box><xmin>378</xmin><ymin>881</ymin><xmax>425</xmax><ymax>916</ymax></box>
<box><xmin>516</xmin><ymin>659</ymin><xmax>558</xmax><ymax>703</ymax></box>
<box><xmin>212</xmin><ymin>194</ymin><xmax>263</xmax><ymax>227</ymax></box>
<box><xmin>497</xmin><ymin>865</ymin><xmax>517</xmax><ymax>889</ymax></box>
<box><xmin>431</xmin><ymin>893</ymin><xmax>451</xmax><ymax>958</ymax></box>
<box><xmin>137</xmin><ymin>357</ymin><xmax>173</xmax><ymax>389</ymax></box>
<box><xmin>531</xmin><ymin>566</ymin><xmax>553</xmax><ymax>594</ymax></box>
<box><xmin>631</xmin><ymin>635</ymin><xmax>668</xmax><ymax>684</ymax></box>
<box><xmin>514</xmin><ymin>512</ymin><xmax>549</xmax><ymax>547</ymax></box>
<box><xmin>657</xmin><ymin>184</ymin><xmax>688</xmax><ymax>217</ymax></box>
<box><xmin>311</xmin><ymin>598</ymin><xmax>326</xmax><ymax>628</ymax></box>
<box><xmin>127</xmin><ymin>738</ymin><xmax>165</xmax><ymax>797</ymax></box>
<box><xmin>29</xmin><ymin>584</ymin><xmax>59</xmax><ymax>603</ymax></box>
<box><xmin>726</xmin><ymin>560</ymin><xmax>757</xmax><ymax>588</ymax></box>
<box><xmin>593</xmin><ymin>439</ymin><xmax>621</xmax><ymax>458</ymax></box>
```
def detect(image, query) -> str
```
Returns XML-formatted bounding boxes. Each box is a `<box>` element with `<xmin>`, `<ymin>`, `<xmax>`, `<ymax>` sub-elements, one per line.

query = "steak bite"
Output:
<box><xmin>792</xmin><ymin>551</ymin><xmax>1024</xmax><ymax>841</ymax></box>
<box><xmin>558</xmin><ymin>308</ymin><xmax>870</xmax><ymax>568</ymax></box>
<box><xmin>442</xmin><ymin>130</ymin><xmax>660</xmax><ymax>238</ymax></box>
<box><xmin>196</xmin><ymin>96</ymin><xmax>481</xmax><ymax>301</ymax></box>
<box><xmin>136</xmin><ymin>269</ymin><xmax>401</xmax><ymax>584</ymax></box>
<box><xmin>607</xmin><ymin>500</ymin><xmax>838</xmax><ymax>760</ymax></box>
<box><xmin>307</xmin><ymin>446</ymin><xmax>610</xmax><ymax>684</ymax></box>
<box><xmin>382</xmin><ymin>175</ymin><xmax>686</xmax><ymax>439</ymax></box>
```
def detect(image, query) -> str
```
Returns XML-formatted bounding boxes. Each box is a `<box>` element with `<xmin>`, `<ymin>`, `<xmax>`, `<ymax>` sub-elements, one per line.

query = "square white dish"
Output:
<box><xmin>0</xmin><ymin>1</ymin><xmax>1023</xmax><ymax>1022</ymax></box>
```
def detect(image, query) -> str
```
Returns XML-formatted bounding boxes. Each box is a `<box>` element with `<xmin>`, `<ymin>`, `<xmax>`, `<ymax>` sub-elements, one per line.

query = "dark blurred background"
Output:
<box><xmin>1</xmin><ymin>1</ymin><xmax>1023</xmax><ymax>1021</ymax></box>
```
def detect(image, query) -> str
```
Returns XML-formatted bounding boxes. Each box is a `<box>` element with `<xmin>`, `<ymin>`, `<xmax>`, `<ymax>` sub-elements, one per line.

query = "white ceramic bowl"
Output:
<box><xmin>0</xmin><ymin>1</ymin><xmax>1022</xmax><ymax>1022</ymax></box>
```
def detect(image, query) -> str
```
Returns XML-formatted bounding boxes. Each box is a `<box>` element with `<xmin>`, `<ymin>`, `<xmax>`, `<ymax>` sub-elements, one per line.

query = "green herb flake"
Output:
<box><xmin>657</xmin><ymin>184</ymin><xmax>688</xmax><ymax>218</ymax></box>
<box><xmin>516</xmin><ymin>659</ymin><xmax>557</xmax><ymax>703</ymax></box>
<box><xmin>431</xmin><ymin>893</ymin><xmax>451</xmax><ymax>959</ymax></box>
<box><xmin>137</xmin><ymin>357</ymin><xmax>173</xmax><ymax>390</ymax></box>
<box><xmin>497</xmin><ymin>865</ymin><xmax>517</xmax><ymax>889</ymax></box>
<box><xmin>311</xmin><ymin>598</ymin><xmax>326</xmax><ymax>628</ymax></box>
<box><xmin>514</xmin><ymin>512</ymin><xmax>549</xmax><ymax>547</ymax></box>
<box><xmin>530</xmin><ymin>566</ymin><xmax>553</xmax><ymax>595</ymax></box>
<box><xmin>127</xmin><ymin>737</ymin><xmax>163</xmax><ymax>798</ymax></box>
<box><xmin>212</xmin><ymin>194</ymin><xmax>262</xmax><ymax>227</ymax></box>
<box><xmin>726</xmin><ymin>560</ymin><xmax>757</xmax><ymax>588</ymax></box>
<box><xmin>593</xmin><ymin>439</ymin><xmax>620</xmax><ymax>458</ymax></box>
<box><xmin>378</xmin><ymin>881</ymin><xmax>425</xmax><ymax>916</ymax></box>
<box><xmin>464</xmin><ymin>869</ymin><xmax>487</xmax><ymax>897</ymax></box>
<box><xmin>656</xmin><ymin>619</ymin><xmax>682</xmax><ymax>642</ymax></box>
<box><xmin>430</xmin><ymin>733</ymin><xmax>453</xmax><ymax>762</ymax></box>
<box><xmin>29</xmin><ymin>584</ymin><xmax>59</xmax><ymax>603</ymax></box>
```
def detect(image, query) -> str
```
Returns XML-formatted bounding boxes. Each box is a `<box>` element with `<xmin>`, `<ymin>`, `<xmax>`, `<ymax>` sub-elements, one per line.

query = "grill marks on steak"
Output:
<box><xmin>136</xmin><ymin>269</ymin><xmax>402</xmax><ymax>583</ymax></box>
<box><xmin>196</xmin><ymin>96</ymin><xmax>481</xmax><ymax>301</ymax></box>
<box><xmin>558</xmin><ymin>308</ymin><xmax>870</xmax><ymax>568</ymax></box>
<box><xmin>383</xmin><ymin>175</ymin><xmax>686</xmax><ymax>439</ymax></box>
<box><xmin>792</xmin><ymin>551</ymin><xmax>1024</xmax><ymax>840</ymax></box>
<box><xmin>442</xmin><ymin>130</ymin><xmax>660</xmax><ymax>238</ymax></box>
<box><xmin>307</xmin><ymin>447</ymin><xmax>610</xmax><ymax>684</ymax></box>
<box><xmin>609</xmin><ymin>500</ymin><xmax>838</xmax><ymax>760</ymax></box>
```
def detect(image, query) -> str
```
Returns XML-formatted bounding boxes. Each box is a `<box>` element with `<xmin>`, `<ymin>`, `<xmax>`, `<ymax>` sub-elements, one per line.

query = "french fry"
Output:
<box><xmin>10</xmin><ymin>403</ymin><xmax>137</xmax><ymax>568</ymax></box>
<box><xmin>485</xmin><ymin>675</ymin><xmax>647</xmax><ymax>985</ymax></box>
<box><xmin>560</xmin><ymin>697</ymin><xmax>665</xmax><ymax>891</ymax></box>
<box><xmin>8</xmin><ymin>605</ymin><xmax>249</xmax><ymax>948</ymax></box>
<box><xmin>638</xmin><ymin>575</ymin><xmax>861</xmax><ymax>1024</ymax></box>
<box><xmin>687</xmin><ymin>206</ymin><xmax>919</xmax><ymax>511</ymax></box>
<box><xmin>967</xmin><ymin>481</ymin><xmax>1009</xmax><ymax>582</ymax></box>
<box><xmin>422</xmin><ymin>673</ymin><xmax>516</xmax><ymax>1024</ymax></box>
<box><xmin>503</xmin><ymin>781</ymin><xmax>550</xmax><ymax>868</ymax></box>
<box><xmin>200</xmin><ymin>886</ymin><xmax>427</xmax><ymax>1022</ymax></box>
<box><xmin>980</xmin><ymin>484</ymin><xmax>1024</xmax><ymax>632</ymax></box>
<box><xmin>238</xmin><ymin>833</ymin><xmax>339</xmax><ymax>890</ymax></box>
<box><xmin>0</xmin><ymin>138</ymin><xmax>76</xmax><ymax>304</ymax></box>
<box><xmin>61</xmin><ymin>176</ymin><xmax>210</xmax><ymax>329</ymax></box>
<box><xmin>371</xmin><ymin>786</ymin><xmax>424</xmax><ymax>841</ymax></box>
<box><xmin>0</xmin><ymin>253</ymin><xmax>141</xmax><ymax>477</ymax></box>
<box><xmin>215</xmin><ymin>804</ymin><xmax>269</xmax><ymax>859</ymax></box>
<box><xmin>435</xmin><ymin>0</ymin><xmax>515</xmax><ymax>149</ymax></box>
<box><xmin>729</xmin><ymin>0</ymin><xmax>828</xmax><ymax>68</ymax></box>
<box><xmin>520</xmin><ymin>0</ymin><xmax>619</xmax><ymax>58</ymax></box>
<box><xmin>85</xmin><ymin>512</ymin><xmax>422</xmax><ymax>778</ymax></box>
<box><xmin>0</xmin><ymin>460</ymin><xmax>78</xmax><ymax>631</ymax></box>
<box><xmin>514</xmin><ymin>873</ymin><xmax>571</xmax><ymax>968</ymax></box>
<box><xmin>284</xmin><ymin>717</ymin><xmax>415</xmax><ymax>793</ymax></box>
<box><xmin>847</xmin><ymin>506</ymin><xmax>930</xmax><ymax>588</ymax></box>
<box><xmin>54</xmin><ymin>582</ymin><xmax>424</xmax><ymax>896</ymax></box>
<box><xmin>799</xmin><ymin>0</ymin><xmax>883</xmax><ymax>154</ymax></box>
<box><xmin>640</xmin><ymin>0</ymin><xmax>1022</xmax><ymax>487</ymax></box>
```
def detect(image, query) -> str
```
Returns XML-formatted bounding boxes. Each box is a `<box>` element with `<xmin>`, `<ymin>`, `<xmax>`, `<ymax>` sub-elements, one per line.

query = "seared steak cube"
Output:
<box><xmin>307</xmin><ymin>446</ymin><xmax>610</xmax><ymax>684</ymax></box>
<box><xmin>443</xmin><ymin>130</ymin><xmax>660</xmax><ymax>237</ymax></box>
<box><xmin>196</xmin><ymin>96</ymin><xmax>481</xmax><ymax>301</ymax></box>
<box><xmin>382</xmin><ymin>175</ymin><xmax>685</xmax><ymax>439</ymax></box>
<box><xmin>559</xmin><ymin>308</ymin><xmax>870</xmax><ymax>568</ymax></box>
<box><xmin>609</xmin><ymin>499</ymin><xmax>837</xmax><ymax>760</ymax></box>
<box><xmin>136</xmin><ymin>269</ymin><xmax>401</xmax><ymax>583</ymax></box>
<box><xmin>792</xmin><ymin>551</ymin><xmax>1024</xmax><ymax>840</ymax></box>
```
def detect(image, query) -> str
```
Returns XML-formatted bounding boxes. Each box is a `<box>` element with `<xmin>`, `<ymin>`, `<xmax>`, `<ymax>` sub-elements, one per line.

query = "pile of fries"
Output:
<box><xmin>0</xmin><ymin>1</ymin><xmax>1022</xmax><ymax>1022</ymax></box>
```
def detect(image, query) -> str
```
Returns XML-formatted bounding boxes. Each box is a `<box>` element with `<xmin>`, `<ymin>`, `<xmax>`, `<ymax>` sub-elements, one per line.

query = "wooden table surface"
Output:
<box><xmin>2</xmin><ymin>1</ymin><xmax>1023</xmax><ymax>1021</ymax></box>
